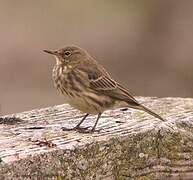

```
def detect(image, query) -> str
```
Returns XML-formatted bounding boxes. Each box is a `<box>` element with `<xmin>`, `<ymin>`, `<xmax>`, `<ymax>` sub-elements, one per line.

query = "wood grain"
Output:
<box><xmin>0</xmin><ymin>97</ymin><xmax>192</xmax><ymax>179</ymax></box>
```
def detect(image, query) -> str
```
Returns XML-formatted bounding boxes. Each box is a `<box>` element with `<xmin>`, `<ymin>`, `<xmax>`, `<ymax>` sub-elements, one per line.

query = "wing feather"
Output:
<box><xmin>88</xmin><ymin>73</ymin><xmax>139</xmax><ymax>105</ymax></box>
<box><xmin>89</xmin><ymin>75</ymin><xmax>117</xmax><ymax>90</ymax></box>
<box><xmin>78</xmin><ymin>58</ymin><xmax>139</xmax><ymax>105</ymax></box>
<box><xmin>117</xmin><ymin>83</ymin><xmax>138</xmax><ymax>103</ymax></box>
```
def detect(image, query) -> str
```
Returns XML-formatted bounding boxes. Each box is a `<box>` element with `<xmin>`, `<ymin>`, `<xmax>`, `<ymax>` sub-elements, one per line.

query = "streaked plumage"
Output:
<box><xmin>44</xmin><ymin>45</ymin><xmax>165</xmax><ymax>133</ymax></box>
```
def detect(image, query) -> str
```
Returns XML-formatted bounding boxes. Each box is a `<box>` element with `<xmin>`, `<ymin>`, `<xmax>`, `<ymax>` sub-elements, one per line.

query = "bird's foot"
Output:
<box><xmin>77</xmin><ymin>128</ymin><xmax>101</xmax><ymax>134</ymax></box>
<box><xmin>62</xmin><ymin>126</ymin><xmax>90</xmax><ymax>132</ymax></box>
<box><xmin>74</xmin><ymin>126</ymin><xmax>91</xmax><ymax>133</ymax></box>
<box><xmin>62</xmin><ymin>126</ymin><xmax>100</xmax><ymax>133</ymax></box>
<box><xmin>61</xmin><ymin>127</ymin><xmax>73</xmax><ymax>131</ymax></box>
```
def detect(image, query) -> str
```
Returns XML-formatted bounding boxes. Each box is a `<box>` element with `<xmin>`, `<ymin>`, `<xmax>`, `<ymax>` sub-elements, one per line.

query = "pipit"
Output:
<box><xmin>44</xmin><ymin>45</ymin><xmax>165</xmax><ymax>133</ymax></box>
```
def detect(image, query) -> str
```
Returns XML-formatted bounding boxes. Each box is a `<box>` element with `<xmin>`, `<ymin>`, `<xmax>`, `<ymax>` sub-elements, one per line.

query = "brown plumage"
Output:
<box><xmin>44</xmin><ymin>45</ymin><xmax>165</xmax><ymax>133</ymax></box>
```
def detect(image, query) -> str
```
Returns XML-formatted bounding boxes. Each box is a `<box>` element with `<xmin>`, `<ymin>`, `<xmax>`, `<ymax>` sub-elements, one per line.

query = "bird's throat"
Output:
<box><xmin>54</xmin><ymin>56</ymin><xmax>63</xmax><ymax>65</ymax></box>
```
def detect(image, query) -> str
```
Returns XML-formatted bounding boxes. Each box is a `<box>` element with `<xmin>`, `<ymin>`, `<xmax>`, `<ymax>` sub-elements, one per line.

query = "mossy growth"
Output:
<box><xmin>0</xmin><ymin>127</ymin><xmax>193</xmax><ymax>179</ymax></box>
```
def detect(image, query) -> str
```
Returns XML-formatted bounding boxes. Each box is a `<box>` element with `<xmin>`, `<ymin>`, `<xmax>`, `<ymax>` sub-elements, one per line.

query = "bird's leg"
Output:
<box><xmin>74</xmin><ymin>113</ymin><xmax>89</xmax><ymax>129</ymax></box>
<box><xmin>77</xmin><ymin>113</ymin><xmax>102</xmax><ymax>133</ymax></box>
<box><xmin>62</xmin><ymin>113</ymin><xmax>89</xmax><ymax>132</ymax></box>
<box><xmin>62</xmin><ymin>113</ymin><xmax>102</xmax><ymax>133</ymax></box>
<box><xmin>91</xmin><ymin>113</ymin><xmax>102</xmax><ymax>132</ymax></box>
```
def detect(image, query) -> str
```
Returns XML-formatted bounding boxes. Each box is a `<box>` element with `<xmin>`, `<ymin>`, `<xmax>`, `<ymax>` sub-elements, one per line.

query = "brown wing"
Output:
<box><xmin>88</xmin><ymin>67</ymin><xmax>139</xmax><ymax>105</ymax></box>
<box><xmin>77</xmin><ymin>57</ymin><xmax>139</xmax><ymax>105</ymax></box>
<box><xmin>89</xmin><ymin>75</ymin><xmax>117</xmax><ymax>90</ymax></box>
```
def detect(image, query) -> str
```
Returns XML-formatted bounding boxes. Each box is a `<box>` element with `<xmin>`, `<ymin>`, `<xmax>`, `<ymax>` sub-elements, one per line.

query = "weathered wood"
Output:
<box><xmin>0</xmin><ymin>97</ymin><xmax>192</xmax><ymax>179</ymax></box>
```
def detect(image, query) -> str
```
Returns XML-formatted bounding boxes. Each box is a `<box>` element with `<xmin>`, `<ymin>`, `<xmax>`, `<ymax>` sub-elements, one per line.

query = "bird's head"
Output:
<box><xmin>44</xmin><ymin>45</ymin><xmax>87</xmax><ymax>66</ymax></box>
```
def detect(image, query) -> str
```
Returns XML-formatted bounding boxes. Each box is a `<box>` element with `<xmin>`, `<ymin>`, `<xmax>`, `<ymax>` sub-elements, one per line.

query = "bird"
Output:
<box><xmin>43</xmin><ymin>45</ymin><xmax>165</xmax><ymax>133</ymax></box>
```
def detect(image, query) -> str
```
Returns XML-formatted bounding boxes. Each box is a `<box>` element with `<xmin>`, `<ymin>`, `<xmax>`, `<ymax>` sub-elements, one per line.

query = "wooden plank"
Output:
<box><xmin>0</xmin><ymin>97</ymin><xmax>192</xmax><ymax>179</ymax></box>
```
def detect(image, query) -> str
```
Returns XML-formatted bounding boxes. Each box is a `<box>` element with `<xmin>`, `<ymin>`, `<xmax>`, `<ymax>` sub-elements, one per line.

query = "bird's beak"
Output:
<box><xmin>43</xmin><ymin>49</ymin><xmax>58</xmax><ymax>55</ymax></box>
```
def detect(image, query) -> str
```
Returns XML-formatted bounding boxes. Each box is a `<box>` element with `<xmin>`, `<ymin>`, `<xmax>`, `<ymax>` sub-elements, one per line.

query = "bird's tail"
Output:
<box><xmin>137</xmin><ymin>104</ymin><xmax>165</xmax><ymax>121</ymax></box>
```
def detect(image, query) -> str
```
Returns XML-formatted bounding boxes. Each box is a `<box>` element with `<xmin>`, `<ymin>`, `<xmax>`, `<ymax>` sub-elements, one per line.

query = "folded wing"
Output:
<box><xmin>88</xmin><ymin>71</ymin><xmax>140</xmax><ymax>106</ymax></box>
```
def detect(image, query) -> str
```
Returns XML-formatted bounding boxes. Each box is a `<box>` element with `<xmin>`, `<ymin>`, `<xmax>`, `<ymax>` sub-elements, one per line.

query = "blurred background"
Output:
<box><xmin>0</xmin><ymin>0</ymin><xmax>193</xmax><ymax>115</ymax></box>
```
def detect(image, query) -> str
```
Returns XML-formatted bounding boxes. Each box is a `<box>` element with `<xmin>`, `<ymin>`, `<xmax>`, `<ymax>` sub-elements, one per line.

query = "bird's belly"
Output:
<box><xmin>66</xmin><ymin>96</ymin><xmax>99</xmax><ymax>114</ymax></box>
<box><xmin>62</xmin><ymin>92</ymin><xmax>115</xmax><ymax>114</ymax></box>
<box><xmin>53</xmin><ymin>80</ymin><xmax>98</xmax><ymax>113</ymax></box>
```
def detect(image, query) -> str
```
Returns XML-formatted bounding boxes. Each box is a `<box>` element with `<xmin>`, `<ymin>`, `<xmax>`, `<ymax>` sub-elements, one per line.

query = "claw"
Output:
<box><xmin>61</xmin><ymin>127</ymin><xmax>75</xmax><ymax>131</ymax></box>
<box><xmin>61</xmin><ymin>126</ymin><xmax>101</xmax><ymax>133</ymax></box>
<box><xmin>75</xmin><ymin>126</ymin><xmax>90</xmax><ymax>133</ymax></box>
<box><xmin>61</xmin><ymin>126</ymin><xmax>90</xmax><ymax>132</ymax></box>
<box><xmin>80</xmin><ymin>128</ymin><xmax>101</xmax><ymax>134</ymax></box>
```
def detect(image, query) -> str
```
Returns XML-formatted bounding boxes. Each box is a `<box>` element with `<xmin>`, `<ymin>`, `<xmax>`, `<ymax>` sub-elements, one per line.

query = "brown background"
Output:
<box><xmin>0</xmin><ymin>0</ymin><xmax>193</xmax><ymax>115</ymax></box>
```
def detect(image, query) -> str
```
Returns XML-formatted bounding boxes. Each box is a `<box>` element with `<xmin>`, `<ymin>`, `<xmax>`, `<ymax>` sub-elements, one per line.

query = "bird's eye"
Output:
<box><xmin>64</xmin><ymin>51</ymin><xmax>71</xmax><ymax>57</ymax></box>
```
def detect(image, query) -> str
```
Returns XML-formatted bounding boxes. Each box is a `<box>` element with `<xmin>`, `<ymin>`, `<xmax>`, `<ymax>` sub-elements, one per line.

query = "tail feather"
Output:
<box><xmin>138</xmin><ymin>104</ymin><xmax>165</xmax><ymax>121</ymax></box>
